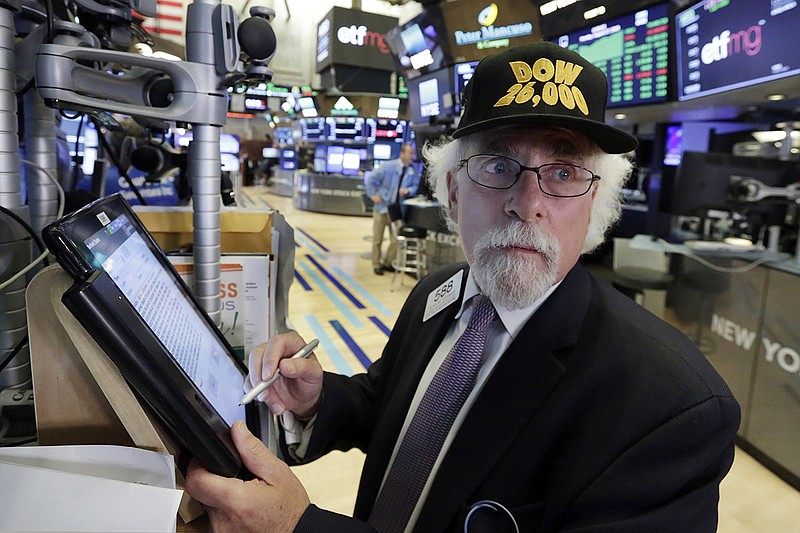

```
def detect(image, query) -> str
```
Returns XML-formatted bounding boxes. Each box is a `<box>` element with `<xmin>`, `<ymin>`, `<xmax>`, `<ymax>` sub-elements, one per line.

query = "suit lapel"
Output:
<box><xmin>356</xmin><ymin>266</ymin><xmax>470</xmax><ymax>516</ymax></box>
<box><xmin>415</xmin><ymin>264</ymin><xmax>594</xmax><ymax>531</ymax></box>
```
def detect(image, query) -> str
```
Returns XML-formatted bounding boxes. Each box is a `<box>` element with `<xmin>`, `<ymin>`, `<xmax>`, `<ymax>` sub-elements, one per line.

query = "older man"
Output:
<box><xmin>186</xmin><ymin>42</ymin><xmax>739</xmax><ymax>533</ymax></box>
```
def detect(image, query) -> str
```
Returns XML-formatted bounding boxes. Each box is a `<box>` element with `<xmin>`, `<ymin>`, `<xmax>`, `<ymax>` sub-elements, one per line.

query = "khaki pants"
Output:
<box><xmin>372</xmin><ymin>210</ymin><xmax>397</xmax><ymax>269</ymax></box>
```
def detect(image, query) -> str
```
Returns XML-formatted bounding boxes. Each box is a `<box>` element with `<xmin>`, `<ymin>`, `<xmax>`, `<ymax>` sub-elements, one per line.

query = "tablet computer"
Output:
<box><xmin>42</xmin><ymin>193</ymin><xmax>260</xmax><ymax>478</ymax></box>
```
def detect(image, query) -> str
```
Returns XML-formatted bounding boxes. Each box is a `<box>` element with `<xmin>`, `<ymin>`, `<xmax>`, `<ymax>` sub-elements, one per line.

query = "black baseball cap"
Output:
<box><xmin>452</xmin><ymin>41</ymin><xmax>638</xmax><ymax>154</ymax></box>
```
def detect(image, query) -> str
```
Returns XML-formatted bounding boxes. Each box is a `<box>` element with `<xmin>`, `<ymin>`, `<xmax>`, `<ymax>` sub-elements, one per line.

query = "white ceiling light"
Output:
<box><xmin>584</xmin><ymin>5</ymin><xmax>606</xmax><ymax>20</ymax></box>
<box><xmin>540</xmin><ymin>0</ymin><xmax>580</xmax><ymax>17</ymax></box>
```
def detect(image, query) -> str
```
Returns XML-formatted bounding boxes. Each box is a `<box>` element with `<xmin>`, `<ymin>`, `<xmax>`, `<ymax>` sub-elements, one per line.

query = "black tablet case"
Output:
<box><xmin>43</xmin><ymin>194</ymin><xmax>259</xmax><ymax>478</ymax></box>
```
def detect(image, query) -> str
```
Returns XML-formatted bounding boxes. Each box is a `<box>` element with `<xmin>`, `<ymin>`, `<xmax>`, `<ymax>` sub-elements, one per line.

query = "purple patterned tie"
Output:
<box><xmin>368</xmin><ymin>295</ymin><xmax>498</xmax><ymax>533</ymax></box>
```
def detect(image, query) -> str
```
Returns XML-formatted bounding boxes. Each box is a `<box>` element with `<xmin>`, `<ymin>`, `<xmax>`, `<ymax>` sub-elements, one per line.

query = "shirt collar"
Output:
<box><xmin>456</xmin><ymin>270</ymin><xmax>562</xmax><ymax>339</ymax></box>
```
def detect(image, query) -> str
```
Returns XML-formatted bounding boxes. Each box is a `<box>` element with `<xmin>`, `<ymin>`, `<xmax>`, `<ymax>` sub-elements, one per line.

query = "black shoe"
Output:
<box><xmin>374</xmin><ymin>267</ymin><xmax>384</xmax><ymax>275</ymax></box>
<box><xmin>381</xmin><ymin>264</ymin><xmax>396</xmax><ymax>273</ymax></box>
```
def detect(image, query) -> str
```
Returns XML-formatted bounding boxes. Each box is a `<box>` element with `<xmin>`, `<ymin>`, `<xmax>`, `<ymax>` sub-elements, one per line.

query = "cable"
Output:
<box><xmin>656</xmin><ymin>238</ymin><xmax>778</xmax><ymax>273</ymax></box>
<box><xmin>0</xmin><ymin>205</ymin><xmax>48</xmax><ymax>263</ymax></box>
<box><xmin>0</xmin><ymin>160</ymin><xmax>65</xmax><ymax>291</ymax></box>
<box><xmin>0</xmin><ymin>335</ymin><xmax>27</xmax><ymax>373</ymax></box>
<box><xmin>92</xmin><ymin>117</ymin><xmax>148</xmax><ymax>205</ymax></box>
<box><xmin>0</xmin><ymin>249</ymin><xmax>50</xmax><ymax>292</ymax></box>
<box><xmin>21</xmin><ymin>158</ymin><xmax>65</xmax><ymax>220</ymax></box>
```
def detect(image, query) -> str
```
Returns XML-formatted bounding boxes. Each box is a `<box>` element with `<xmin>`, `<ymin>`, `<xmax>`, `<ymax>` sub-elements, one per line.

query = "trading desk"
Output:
<box><xmin>658</xmin><ymin>241</ymin><xmax>800</xmax><ymax>490</ymax></box>
<box><xmin>294</xmin><ymin>172</ymin><xmax>369</xmax><ymax>217</ymax></box>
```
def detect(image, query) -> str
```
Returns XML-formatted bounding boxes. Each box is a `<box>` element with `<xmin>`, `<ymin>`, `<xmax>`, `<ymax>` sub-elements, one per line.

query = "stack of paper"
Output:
<box><xmin>0</xmin><ymin>445</ymin><xmax>183</xmax><ymax>532</ymax></box>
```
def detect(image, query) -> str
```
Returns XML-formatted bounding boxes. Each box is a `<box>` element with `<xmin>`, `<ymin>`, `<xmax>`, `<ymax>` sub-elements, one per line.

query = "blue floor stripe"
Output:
<box><xmin>330</xmin><ymin>319</ymin><xmax>372</xmax><ymax>370</ymax></box>
<box><xmin>303</xmin><ymin>314</ymin><xmax>354</xmax><ymax>376</ymax></box>
<box><xmin>305</xmin><ymin>254</ymin><xmax>365</xmax><ymax>310</ymax></box>
<box><xmin>330</xmin><ymin>265</ymin><xmax>394</xmax><ymax>317</ymax></box>
<box><xmin>296</xmin><ymin>227</ymin><xmax>330</xmax><ymax>252</ymax></box>
<box><xmin>298</xmin><ymin>262</ymin><xmax>364</xmax><ymax>328</ymax></box>
<box><xmin>295</xmin><ymin>232</ymin><xmax>328</xmax><ymax>262</ymax></box>
<box><xmin>294</xmin><ymin>270</ymin><xmax>312</xmax><ymax>291</ymax></box>
<box><xmin>369</xmin><ymin>316</ymin><xmax>392</xmax><ymax>337</ymax></box>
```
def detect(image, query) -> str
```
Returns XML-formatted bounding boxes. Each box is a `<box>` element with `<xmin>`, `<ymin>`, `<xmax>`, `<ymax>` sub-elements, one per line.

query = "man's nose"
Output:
<box><xmin>505</xmin><ymin>172</ymin><xmax>546</xmax><ymax>221</ymax></box>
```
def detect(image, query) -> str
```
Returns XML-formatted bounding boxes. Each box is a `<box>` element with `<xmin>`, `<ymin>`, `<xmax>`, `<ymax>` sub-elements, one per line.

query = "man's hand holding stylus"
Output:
<box><xmin>246</xmin><ymin>331</ymin><xmax>324</xmax><ymax>417</ymax></box>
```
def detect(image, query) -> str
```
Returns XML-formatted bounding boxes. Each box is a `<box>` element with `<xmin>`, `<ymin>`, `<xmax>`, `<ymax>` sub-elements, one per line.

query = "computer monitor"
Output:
<box><xmin>407</xmin><ymin>67</ymin><xmax>454</xmax><ymax>126</ymax></box>
<box><xmin>326</xmin><ymin>145</ymin><xmax>345</xmax><ymax>174</ymax></box>
<box><xmin>553</xmin><ymin>2</ymin><xmax>671</xmax><ymax>107</ymax></box>
<box><xmin>664</xmin><ymin>151</ymin><xmax>800</xmax><ymax>237</ymax></box>
<box><xmin>675</xmin><ymin>0</ymin><xmax>800</xmax><ymax>100</ymax></box>
<box><xmin>342</xmin><ymin>148</ymin><xmax>362</xmax><ymax>175</ymax></box>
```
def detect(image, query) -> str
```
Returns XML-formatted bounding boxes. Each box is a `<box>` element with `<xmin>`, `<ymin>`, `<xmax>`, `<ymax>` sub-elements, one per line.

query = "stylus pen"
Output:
<box><xmin>239</xmin><ymin>338</ymin><xmax>320</xmax><ymax>405</ymax></box>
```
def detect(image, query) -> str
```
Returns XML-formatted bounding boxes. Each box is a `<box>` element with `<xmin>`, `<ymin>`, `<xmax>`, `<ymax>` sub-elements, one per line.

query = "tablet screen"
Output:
<box><xmin>80</xmin><ymin>211</ymin><xmax>245</xmax><ymax>427</ymax></box>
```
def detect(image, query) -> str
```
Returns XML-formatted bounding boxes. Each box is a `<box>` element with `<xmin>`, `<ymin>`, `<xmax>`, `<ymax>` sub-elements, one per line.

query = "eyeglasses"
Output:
<box><xmin>458</xmin><ymin>154</ymin><xmax>601</xmax><ymax>198</ymax></box>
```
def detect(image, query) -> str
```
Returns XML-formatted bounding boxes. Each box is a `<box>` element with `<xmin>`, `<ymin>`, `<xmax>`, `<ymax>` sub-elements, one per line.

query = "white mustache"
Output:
<box><xmin>474</xmin><ymin>222</ymin><xmax>560</xmax><ymax>258</ymax></box>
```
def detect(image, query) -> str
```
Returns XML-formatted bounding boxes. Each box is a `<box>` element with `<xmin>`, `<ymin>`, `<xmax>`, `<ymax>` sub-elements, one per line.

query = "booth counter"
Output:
<box><xmin>665</xmin><ymin>251</ymin><xmax>800</xmax><ymax>489</ymax></box>
<box><xmin>293</xmin><ymin>172</ymin><xmax>368</xmax><ymax>217</ymax></box>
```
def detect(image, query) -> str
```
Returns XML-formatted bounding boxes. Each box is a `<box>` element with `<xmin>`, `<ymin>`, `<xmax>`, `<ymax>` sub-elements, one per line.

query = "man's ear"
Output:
<box><xmin>446</xmin><ymin>171</ymin><xmax>459</xmax><ymax>224</ymax></box>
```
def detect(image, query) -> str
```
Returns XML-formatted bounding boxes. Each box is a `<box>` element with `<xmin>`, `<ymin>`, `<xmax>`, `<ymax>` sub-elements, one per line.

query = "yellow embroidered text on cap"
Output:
<box><xmin>493</xmin><ymin>58</ymin><xmax>589</xmax><ymax>116</ymax></box>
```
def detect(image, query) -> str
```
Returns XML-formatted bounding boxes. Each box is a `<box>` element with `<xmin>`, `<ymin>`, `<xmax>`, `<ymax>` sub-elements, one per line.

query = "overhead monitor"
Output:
<box><xmin>326</xmin><ymin>145</ymin><xmax>345</xmax><ymax>173</ymax></box>
<box><xmin>280</xmin><ymin>148</ymin><xmax>297</xmax><ymax>170</ymax></box>
<box><xmin>407</xmin><ymin>67</ymin><xmax>454</xmax><ymax>125</ymax></box>
<box><xmin>275</xmin><ymin>126</ymin><xmax>294</xmax><ymax>145</ymax></box>
<box><xmin>342</xmin><ymin>148</ymin><xmax>362</xmax><ymax>175</ymax></box>
<box><xmin>453</xmin><ymin>60</ymin><xmax>479</xmax><ymax>113</ymax></box>
<box><xmin>298</xmin><ymin>97</ymin><xmax>318</xmax><ymax>118</ymax></box>
<box><xmin>326</xmin><ymin>117</ymin><xmax>366</xmax><ymax>141</ymax></box>
<box><xmin>372</xmin><ymin>143</ymin><xmax>394</xmax><ymax>161</ymax></box>
<box><xmin>299</xmin><ymin>118</ymin><xmax>327</xmax><ymax>141</ymax></box>
<box><xmin>367</xmin><ymin>118</ymin><xmax>407</xmax><ymax>143</ymax></box>
<box><xmin>553</xmin><ymin>3</ymin><xmax>671</xmax><ymax>107</ymax></box>
<box><xmin>378</xmin><ymin>97</ymin><xmax>401</xmax><ymax>119</ymax></box>
<box><xmin>675</xmin><ymin>0</ymin><xmax>800</xmax><ymax>101</ymax></box>
<box><xmin>385</xmin><ymin>5</ymin><xmax>453</xmax><ymax>79</ymax></box>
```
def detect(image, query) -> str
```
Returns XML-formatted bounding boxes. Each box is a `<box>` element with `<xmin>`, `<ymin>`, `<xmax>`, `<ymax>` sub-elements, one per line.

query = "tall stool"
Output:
<box><xmin>392</xmin><ymin>225</ymin><xmax>428</xmax><ymax>290</ymax></box>
<box><xmin>611</xmin><ymin>237</ymin><xmax>673</xmax><ymax>318</ymax></box>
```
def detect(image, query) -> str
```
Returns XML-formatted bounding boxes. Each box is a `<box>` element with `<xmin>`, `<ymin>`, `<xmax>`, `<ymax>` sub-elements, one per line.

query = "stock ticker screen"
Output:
<box><xmin>553</xmin><ymin>3</ymin><xmax>670</xmax><ymax>107</ymax></box>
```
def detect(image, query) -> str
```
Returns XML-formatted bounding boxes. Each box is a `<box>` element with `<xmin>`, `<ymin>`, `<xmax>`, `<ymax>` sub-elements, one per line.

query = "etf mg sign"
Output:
<box><xmin>316</xmin><ymin>7</ymin><xmax>398</xmax><ymax>73</ymax></box>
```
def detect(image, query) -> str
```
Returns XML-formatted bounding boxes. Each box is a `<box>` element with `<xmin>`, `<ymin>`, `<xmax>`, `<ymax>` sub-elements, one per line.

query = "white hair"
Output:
<box><xmin>422</xmin><ymin>127</ymin><xmax>634</xmax><ymax>254</ymax></box>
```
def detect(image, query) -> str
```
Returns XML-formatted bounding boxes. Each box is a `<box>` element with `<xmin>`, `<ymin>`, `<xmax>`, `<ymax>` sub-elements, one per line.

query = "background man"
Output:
<box><xmin>365</xmin><ymin>143</ymin><xmax>418</xmax><ymax>275</ymax></box>
<box><xmin>186</xmin><ymin>42</ymin><xmax>740</xmax><ymax>533</ymax></box>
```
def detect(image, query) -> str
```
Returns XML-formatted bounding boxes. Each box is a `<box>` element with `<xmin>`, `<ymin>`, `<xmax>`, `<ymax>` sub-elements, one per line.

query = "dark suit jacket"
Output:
<box><xmin>292</xmin><ymin>262</ymin><xmax>740</xmax><ymax>532</ymax></box>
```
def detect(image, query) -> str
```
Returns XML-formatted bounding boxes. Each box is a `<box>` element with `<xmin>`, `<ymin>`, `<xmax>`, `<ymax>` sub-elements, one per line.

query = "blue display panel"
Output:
<box><xmin>675</xmin><ymin>0</ymin><xmax>800</xmax><ymax>100</ymax></box>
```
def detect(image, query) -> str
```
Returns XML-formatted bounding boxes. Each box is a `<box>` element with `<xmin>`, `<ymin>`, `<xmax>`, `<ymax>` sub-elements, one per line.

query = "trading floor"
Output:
<box><xmin>243</xmin><ymin>186</ymin><xmax>800</xmax><ymax>533</ymax></box>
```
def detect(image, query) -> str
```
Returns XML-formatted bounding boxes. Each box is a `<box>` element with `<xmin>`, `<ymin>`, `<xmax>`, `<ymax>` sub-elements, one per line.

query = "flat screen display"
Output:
<box><xmin>675</xmin><ymin>0</ymin><xmax>800</xmax><ymax>100</ymax></box>
<box><xmin>453</xmin><ymin>60</ymin><xmax>479</xmax><ymax>113</ymax></box>
<box><xmin>664</xmin><ymin>125</ymin><xmax>685</xmax><ymax>167</ymax></box>
<box><xmin>299</xmin><ymin>118</ymin><xmax>327</xmax><ymax>142</ymax></box>
<box><xmin>342</xmin><ymin>148</ymin><xmax>362</xmax><ymax>175</ymax></box>
<box><xmin>275</xmin><ymin>126</ymin><xmax>294</xmax><ymax>145</ymax></box>
<box><xmin>327</xmin><ymin>117</ymin><xmax>366</xmax><ymax>141</ymax></box>
<box><xmin>372</xmin><ymin>143</ymin><xmax>394</xmax><ymax>160</ymax></box>
<box><xmin>554</xmin><ymin>3</ymin><xmax>670</xmax><ymax>107</ymax></box>
<box><xmin>326</xmin><ymin>145</ymin><xmax>345</xmax><ymax>173</ymax></box>
<box><xmin>407</xmin><ymin>67</ymin><xmax>454</xmax><ymax>125</ymax></box>
<box><xmin>385</xmin><ymin>5</ymin><xmax>452</xmax><ymax>79</ymax></box>
<box><xmin>378</xmin><ymin>97</ymin><xmax>401</xmax><ymax>119</ymax></box>
<box><xmin>367</xmin><ymin>118</ymin><xmax>407</xmax><ymax>142</ymax></box>
<box><xmin>280</xmin><ymin>148</ymin><xmax>296</xmax><ymax>170</ymax></box>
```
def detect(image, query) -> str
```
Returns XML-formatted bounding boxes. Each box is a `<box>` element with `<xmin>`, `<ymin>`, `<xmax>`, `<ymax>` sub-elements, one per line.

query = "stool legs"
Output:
<box><xmin>391</xmin><ymin>236</ymin><xmax>427</xmax><ymax>291</ymax></box>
